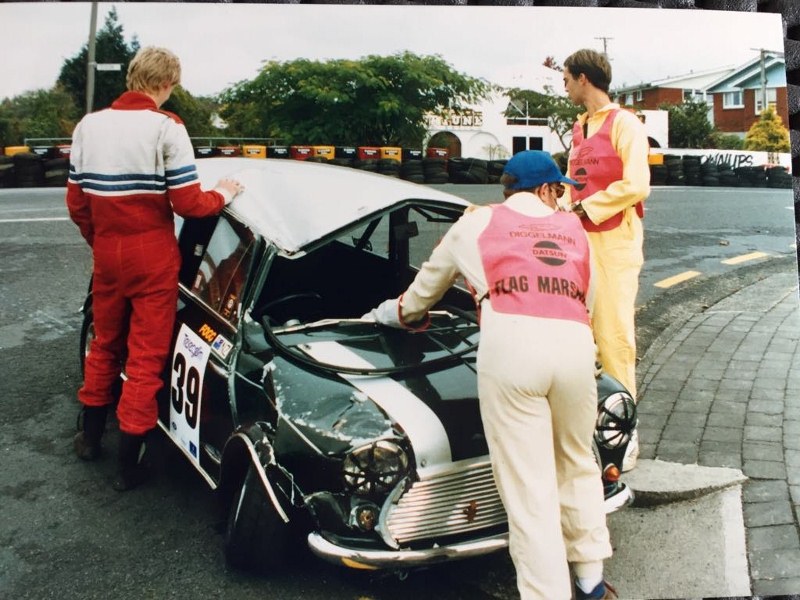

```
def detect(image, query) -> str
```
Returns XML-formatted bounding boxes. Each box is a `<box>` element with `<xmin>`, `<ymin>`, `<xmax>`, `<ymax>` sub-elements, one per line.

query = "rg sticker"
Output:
<box><xmin>169</xmin><ymin>324</ymin><xmax>210</xmax><ymax>466</ymax></box>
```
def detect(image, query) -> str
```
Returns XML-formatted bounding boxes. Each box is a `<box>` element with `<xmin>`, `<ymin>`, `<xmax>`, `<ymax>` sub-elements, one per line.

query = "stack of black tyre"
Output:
<box><xmin>400</xmin><ymin>159</ymin><xmax>425</xmax><ymax>184</ymax></box>
<box><xmin>766</xmin><ymin>165</ymin><xmax>793</xmax><ymax>188</ymax></box>
<box><xmin>353</xmin><ymin>158</ymin><xmax>378</xmax><ymax>173</ymax></box>
<box><xmin>649</xmin><ymin>162</ymin><xmax>668</xmax><ymax>185</ymax></box>
<box><xmin>422</xmin><ymin>157</ymin><xmax>449</xmax><ymax>184</ymax></box>
<box><xmin>13</xmin><ymin>153</ymin><xmax>45</xmax><ymax>187</ymax></box>
<box><xmin>681</xmin><ymin>155</ymin><xmax>702</xmax><ymax>186</ymax></box>
<box><xmin>330</xmin><ymin>157</ymin><xmax>354</xmax><ymax>168</ymax></box>
<box><xmin>0</xmin><ymin>156</ymin><xmax>15</xmax><ymax>188</ymax></box>
<box><xmin>663</xmin><ymin>155</ymin><xmax>685</xmax><ymax>185</ymax></box>
<box><xmin>43</xmin><ymin>157</ymin><xmax>69</xmax><ymax>186</ymax></box>
<box><xmin>447</xmin><ymin>157</ymin><xmax>489</xmax><ymax>184</ymax></box>
<box><xmin>717</xmin><ymin>164</ymin><xmax>739</xmax><ymax>186</ymax></box>
<box><xmin>700</xmin><ymin>160</ymin><xmax>720</xmax><ymax>186</ymax></box>
<box><xmin>735</xmin><ymin>166</ymin><xmax>768</xmax><ymax>187</ymax></box>
<box><xmin>376</xmin><ymin>158</ymin><xmax>401</xmax><ymax>178</ymax></box>
<box><xmin>487</xmin><ymin>159</ymin><xmax>508</xmax><ymax>184</ymax></box>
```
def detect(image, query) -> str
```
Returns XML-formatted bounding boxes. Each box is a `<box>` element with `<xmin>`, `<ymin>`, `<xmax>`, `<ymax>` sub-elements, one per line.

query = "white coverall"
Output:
<box><xmin>396</xmin><ymin>192</ymin><xmax>612</xmax><ymax>600</ymax></box>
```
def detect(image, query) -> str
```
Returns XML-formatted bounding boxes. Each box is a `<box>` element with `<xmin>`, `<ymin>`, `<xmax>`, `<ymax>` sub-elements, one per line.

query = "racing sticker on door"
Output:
<box><xmin>169</xmin><ymin>324</ymin><xmax>209</xmax><ymax>466</ymax></box>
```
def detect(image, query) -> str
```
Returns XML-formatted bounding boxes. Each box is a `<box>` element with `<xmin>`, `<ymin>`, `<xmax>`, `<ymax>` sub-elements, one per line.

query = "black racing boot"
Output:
<box><xmin>73</xmin><ymin>405</ymin><xmax>108</xmax><ymax>461</ymax></box>
<box><xmin>112</xmin><ymin>432</ymin><xmax>149</xmax><ymax>492</ymax></box>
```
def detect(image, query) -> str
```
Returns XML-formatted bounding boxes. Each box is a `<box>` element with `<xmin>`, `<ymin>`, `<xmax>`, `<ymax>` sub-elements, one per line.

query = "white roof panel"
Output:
<box><xmin>195</xmin><ymin>157</ymin><xmax>468</xmax><ymax>254</ymax></box>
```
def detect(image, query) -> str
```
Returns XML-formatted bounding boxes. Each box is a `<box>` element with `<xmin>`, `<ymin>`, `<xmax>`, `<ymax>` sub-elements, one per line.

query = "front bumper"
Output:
<box><xmin>307</xmin><ymin>531</ymin><xmax>509</xmax><ymax>570</ymax></box>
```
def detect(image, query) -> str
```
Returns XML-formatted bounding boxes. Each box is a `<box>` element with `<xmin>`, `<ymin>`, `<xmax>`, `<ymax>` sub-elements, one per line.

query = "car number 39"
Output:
<box><xmin>169</xmin><ymin>324</ymin><xmax>209</xmax><ymax>464</ymax></box>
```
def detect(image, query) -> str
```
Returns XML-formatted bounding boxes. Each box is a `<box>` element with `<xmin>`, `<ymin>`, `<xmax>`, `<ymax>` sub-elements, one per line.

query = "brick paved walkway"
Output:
<box><xmin>636</xmin><ymin>270</ymin><xmax>800</xmax><ymax>596</ymax></box>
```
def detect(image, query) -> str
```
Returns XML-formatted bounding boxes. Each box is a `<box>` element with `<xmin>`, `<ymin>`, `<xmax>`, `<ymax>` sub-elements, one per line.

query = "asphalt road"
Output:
<box><xmin>0</xmin><ymin>184</ymin><xmax>796</xmax><ymax>599</ymax></box>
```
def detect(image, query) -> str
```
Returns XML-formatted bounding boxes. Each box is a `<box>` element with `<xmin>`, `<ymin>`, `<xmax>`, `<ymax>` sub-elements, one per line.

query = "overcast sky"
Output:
<box><xmin>0</xmin><ymin>2</ymin><xmax>786</xmax><ymax>101</ymax></box>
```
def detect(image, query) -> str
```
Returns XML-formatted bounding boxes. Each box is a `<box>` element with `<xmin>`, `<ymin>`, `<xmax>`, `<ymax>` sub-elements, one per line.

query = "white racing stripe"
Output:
<box><xmin>298</xmin><ymin>340</ymin><xmax>452</xmax><ymax>469</ymax></box>
<box><xmin>0</xmin><ymin>217</ymin><xmax>71</xmax><ymax>223</ymax></box>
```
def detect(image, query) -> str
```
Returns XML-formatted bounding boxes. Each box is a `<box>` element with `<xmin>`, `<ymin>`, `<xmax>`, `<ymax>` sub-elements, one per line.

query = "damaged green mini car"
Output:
<box><xmin>79</xmin><ymin>157</ymin><xmax>636</xmax><ymax>574</ymax></box>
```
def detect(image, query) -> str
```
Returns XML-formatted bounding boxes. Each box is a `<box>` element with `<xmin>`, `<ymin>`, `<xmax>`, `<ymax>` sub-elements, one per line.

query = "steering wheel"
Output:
<box><xmin>253</xmin><ymin>292</ymin><xmax>324</xmax><ymax>324</ymax></box>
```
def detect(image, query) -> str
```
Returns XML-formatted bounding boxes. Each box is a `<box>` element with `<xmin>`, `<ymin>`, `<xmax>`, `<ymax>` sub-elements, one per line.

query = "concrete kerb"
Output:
<box><xmin>621</xmin><ymin>458</ymin><xmax>748</xmax><ymax>506</ymax></box>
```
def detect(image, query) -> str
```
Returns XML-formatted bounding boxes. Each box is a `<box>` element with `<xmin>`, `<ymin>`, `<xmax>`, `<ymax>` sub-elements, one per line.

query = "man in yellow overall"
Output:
<box><xmin>562</xmin><ymin>49</ymin><xmax>651</xmax><ymax>471</ymax></box>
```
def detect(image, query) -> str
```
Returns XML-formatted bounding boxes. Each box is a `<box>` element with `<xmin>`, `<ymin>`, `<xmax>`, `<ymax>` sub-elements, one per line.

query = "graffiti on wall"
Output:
<box><xmin>703</xmin><ymin>152</ymin><xmax>754</xmax><ymax>168</ymax></box>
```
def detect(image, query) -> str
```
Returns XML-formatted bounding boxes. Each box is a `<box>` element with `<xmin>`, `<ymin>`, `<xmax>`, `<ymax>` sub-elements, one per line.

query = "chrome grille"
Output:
<box><xmin>383</xmin><ymin>458</ymin><xmax>507</xmax><ymax>545</ymax></box>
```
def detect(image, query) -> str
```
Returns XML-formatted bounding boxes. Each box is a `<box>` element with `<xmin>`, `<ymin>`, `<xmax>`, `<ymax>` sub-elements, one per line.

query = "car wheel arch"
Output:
<box><xmin>219</xmin><ymin>427</ymin><xmax>291</xmax><ymax>524</ymax></box>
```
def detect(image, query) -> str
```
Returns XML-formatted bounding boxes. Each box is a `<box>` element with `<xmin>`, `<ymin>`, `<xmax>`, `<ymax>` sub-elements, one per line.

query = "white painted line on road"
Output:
<box><xmin>654</xmin><ymin>271</ymin><xmax>701</xmax><ymax>288</ymax></box>
<box><xmin>721</xmin><ymin>251</ymin><xmax>770</xmax><ymax>265</ymax></box>
<box><xmin>0</xmin><ymin>217</ymin><xmax>70</xmax><ymax>223</ymax></box>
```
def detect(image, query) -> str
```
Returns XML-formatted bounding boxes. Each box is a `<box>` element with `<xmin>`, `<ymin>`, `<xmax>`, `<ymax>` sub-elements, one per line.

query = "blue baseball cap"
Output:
<box><xmin>502</xmin><ymin>150</ymin><xmax>578</xmax><ymax>190</ymax></box>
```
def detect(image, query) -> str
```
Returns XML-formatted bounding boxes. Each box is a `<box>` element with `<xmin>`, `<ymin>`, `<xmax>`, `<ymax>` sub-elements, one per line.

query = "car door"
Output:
<box><xmin>161</xmin><ymin>213</ymin><xmax>257</xmax><ymax>485</ymax></box>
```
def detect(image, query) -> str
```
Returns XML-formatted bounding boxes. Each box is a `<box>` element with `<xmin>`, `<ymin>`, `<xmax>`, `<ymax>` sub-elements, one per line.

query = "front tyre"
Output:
<box><xmin>224</xmin><ymin>464</ymin><xmax>291</xmax><ymax>574</ymax></box>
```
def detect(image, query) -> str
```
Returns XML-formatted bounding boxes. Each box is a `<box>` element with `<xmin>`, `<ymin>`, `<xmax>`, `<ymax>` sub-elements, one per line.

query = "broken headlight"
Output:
<box><xmin>343</xmin><ymin>440</ymin><xmax>409</xmax><ymax>496</ymax></box>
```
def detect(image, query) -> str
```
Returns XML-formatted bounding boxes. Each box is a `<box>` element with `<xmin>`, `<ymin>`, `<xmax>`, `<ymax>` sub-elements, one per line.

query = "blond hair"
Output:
<box><xmin>126</xmin><ymin>46</ymin><xmax>181</xmax><ymax>93</ymax></box>
<box><xmin>564</xmin><ymin>49</ymin><xmax>612</xmax><ymax>93</ymax></box>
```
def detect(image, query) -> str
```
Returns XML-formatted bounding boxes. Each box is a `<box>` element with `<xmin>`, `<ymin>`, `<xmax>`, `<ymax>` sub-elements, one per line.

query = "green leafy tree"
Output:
<box><xmin>504</xmin><ymin>86</ymin><xmax>581</xmax><ymax>151</ymax></box>
<box><xmin>658</xmin><ymin>99</ymin><xmax>713</xmax><ymax>148</ymax></box>
<box><xmin>218</xmin><ymin>52</ymin><xmax>489</xmax><ymax>146</ymax></box>
<box><xmin>162</xmin><ymin>87</ymin><xmax>218</xmax><ymax>137</ymax></box>
<box><xmin>743</xmin><ymin>106</ymin><xmax>790</xmax><ymax>152</ymax></box>
<box><xmin>0</xmin><ymin>86</ymin><xmax>80</xmax><ymax>147</ymax></box>
<box><xmin>707</xmin><ymin>130</ymin><xmax>744</xmax><ymax>150</ymax></box>
<box><xmin>57</xmin><ymin>7</ymin><xmax>140</xmax><ymax>113</ymax></box>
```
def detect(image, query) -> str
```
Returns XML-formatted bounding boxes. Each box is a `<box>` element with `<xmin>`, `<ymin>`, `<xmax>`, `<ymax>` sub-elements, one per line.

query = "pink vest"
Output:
<box><xmin>569</xmin><ymin>110</ymin><xmax>644</xmax><ymax>232</ymax></box>
<box><xmin>477</xmin><ymin>204</ymin><xmax>590</xmax><ymax>326</ymax></box>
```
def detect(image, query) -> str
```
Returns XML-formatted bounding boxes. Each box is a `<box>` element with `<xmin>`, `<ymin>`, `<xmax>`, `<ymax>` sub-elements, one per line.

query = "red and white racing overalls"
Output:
<box><xmin>66</xmin><ymin>91</ymin><xmax>228</xmax><ymax>435</ymax></box>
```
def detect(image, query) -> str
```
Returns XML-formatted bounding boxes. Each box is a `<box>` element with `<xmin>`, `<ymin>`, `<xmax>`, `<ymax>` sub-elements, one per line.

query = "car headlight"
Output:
<box><xmin>342</xmin><ymin>440</ymin><xmax>409</xmax><ymax>496</ymax></box>
<box><xmin>595</xmin><ymin>392</ymin><xmax>637</xmax><ymax>450</ymax></box>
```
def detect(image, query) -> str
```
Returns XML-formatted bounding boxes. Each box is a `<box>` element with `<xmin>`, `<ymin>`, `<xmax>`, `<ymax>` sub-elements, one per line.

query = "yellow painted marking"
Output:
<box><xmin>654</xmin><ymin>271</ymin><xmax>702</xmax><ymax>288</ymax></box>
<box><xmin>721</xmin><ymin>251</ymin><xmax>770</xmax><ymax>265</ymax></box>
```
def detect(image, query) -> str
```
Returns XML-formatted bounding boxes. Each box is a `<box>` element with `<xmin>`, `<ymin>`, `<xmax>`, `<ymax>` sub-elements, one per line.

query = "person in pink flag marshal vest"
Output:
<box><xmin>366</xmin><ymin>150</ymin><xmax>616</xmax><ymax>600</ymax></box>
<box><xmin>562</xmin><ymin>49</ymin><xmax>651</xmax><ymax>472</ymax></box>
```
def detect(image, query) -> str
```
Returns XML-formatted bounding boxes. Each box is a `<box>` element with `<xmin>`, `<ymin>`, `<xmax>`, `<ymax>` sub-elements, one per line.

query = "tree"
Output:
<box><xmin>162</xmin><ymin>87</ymin><xmax>218</xmax><ymax>137</ymax></box>
<box><xmin>57</xmin><ymin>7</ymin><xmax>140</xmax><ymax>113</ymax></box>
<box><xmin>707</xmin><ymin>130</ymin><xmax>744</xmax><ymax>150</ymax></box>
<box><xmin>0</xmin><ymin>86</ymin><xmax>80</xmax><ymax>147</ymax></box>
<box><xmin>218</xmin><ymin>52</ymin><xmax>490</xmax><ymax>146</ymax></box>
<box><xmin>542</xmin><ymin>56</ymin><xmax>563</xmax><ymax>72</ymax></box>
<box><xmin>743</xmin><ymin>106</ymin><xmax>790</xmax><ymax>153</ymax></box>
<box><xmin>658</xmin><ymin>99</ymin><xmax>713</xmax><ymax>148</ymax></box>
<box><xmin>504</xmin><ymin>86</ymin><xmax>581</xmax><ymax>152</ymax></box>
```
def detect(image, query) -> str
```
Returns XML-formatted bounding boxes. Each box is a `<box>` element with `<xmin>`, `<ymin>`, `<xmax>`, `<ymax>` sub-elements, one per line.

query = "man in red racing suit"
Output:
<box><xmin>67</xmin><ymin>46</ymin><xmax>243</xmax><ymax>491</ymax></box>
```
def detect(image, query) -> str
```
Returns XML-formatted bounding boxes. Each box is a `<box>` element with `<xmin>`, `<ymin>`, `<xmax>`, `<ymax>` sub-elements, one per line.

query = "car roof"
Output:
<box><xmin>195</xmin><ymin>157</ymin><xmax>469</xmax><ymax>254</ymax></box>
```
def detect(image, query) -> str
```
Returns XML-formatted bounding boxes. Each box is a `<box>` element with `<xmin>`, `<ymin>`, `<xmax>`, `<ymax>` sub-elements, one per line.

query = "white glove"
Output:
<box><xmin>362</xmin><ymin>298</ymin><xmax>404</xmax><ymax>328</ymax></box>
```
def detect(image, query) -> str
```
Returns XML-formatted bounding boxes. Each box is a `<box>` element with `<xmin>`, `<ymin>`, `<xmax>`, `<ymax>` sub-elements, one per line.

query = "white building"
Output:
<box><xmin>425</xmin><ymin>63</ymin><xmax>669</xmax><ymax>159</ymax></box>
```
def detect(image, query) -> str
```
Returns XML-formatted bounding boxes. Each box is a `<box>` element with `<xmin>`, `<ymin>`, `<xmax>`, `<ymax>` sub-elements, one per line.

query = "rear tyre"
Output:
<box><xmin>224</xmin><ymin>464</ymin><xmax>291</xmax><ymax>574</ymax></box>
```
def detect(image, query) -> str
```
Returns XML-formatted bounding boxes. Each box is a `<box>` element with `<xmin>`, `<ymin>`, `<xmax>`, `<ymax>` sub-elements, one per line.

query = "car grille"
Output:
<box><xmin>383</xmin><ymin>458</ymin><xmax>507</xmax><ymax>546</ymax></box>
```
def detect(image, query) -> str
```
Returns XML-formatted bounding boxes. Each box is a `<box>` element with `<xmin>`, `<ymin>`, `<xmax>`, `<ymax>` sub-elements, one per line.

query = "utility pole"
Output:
<box><xmin>86</xmin><ymin>1</ymin><xmax>98</xmax><ymax>114</ymax></box>
<box><xmin>750</xmin><ymin>48</ymin><xmax>784</xmax><ymax>115</ymax></box>
<box><xmin>595</xmin><ymin>36</ymin><xmax>613</xmax><ymax>59</ymax></box>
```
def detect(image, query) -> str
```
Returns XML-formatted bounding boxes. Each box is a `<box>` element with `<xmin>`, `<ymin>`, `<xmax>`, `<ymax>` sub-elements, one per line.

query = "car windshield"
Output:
<box><xmin>251</xmin><ymin>202</ymin><xmax>466</xmax><ymax>327</ymax></box>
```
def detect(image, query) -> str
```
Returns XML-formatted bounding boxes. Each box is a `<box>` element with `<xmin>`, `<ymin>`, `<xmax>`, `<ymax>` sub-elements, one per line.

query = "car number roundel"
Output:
<box><xmin>169</xmin><ymin>324</ymin><xmax>210</xmax><ymax>466</ymax></box>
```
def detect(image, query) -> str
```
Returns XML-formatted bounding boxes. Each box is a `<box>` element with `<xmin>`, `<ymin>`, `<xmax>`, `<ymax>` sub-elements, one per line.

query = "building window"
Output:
<box><xmin>754</xmin><ymin>88</ymin><xmax>778</xmax><ymax>114</ymax></box>
<box><xmin>722</xmin><ymin>90</ymin><xmax>743</xmax><ymax>109</ymax></box>
<box><xmin>635</xmin><ymin>90</ymin><xmax>643</xmax><ymax>102</ymax></box>
<box><xmin>625</xmin><ymin>93</ymin><xmax>634</xmax><ymax>105</ymax></box>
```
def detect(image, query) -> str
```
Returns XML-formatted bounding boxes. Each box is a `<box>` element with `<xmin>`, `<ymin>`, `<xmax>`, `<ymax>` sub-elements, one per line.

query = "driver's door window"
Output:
<box><xmin>191</xmin><ymin>217</ymin><xmax>256</xmax><ymax>323</ymax></box>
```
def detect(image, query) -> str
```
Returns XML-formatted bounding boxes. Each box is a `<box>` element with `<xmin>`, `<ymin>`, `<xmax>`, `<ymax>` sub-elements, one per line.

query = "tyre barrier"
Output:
<box><xmin>650</xmin><ymin>157</ymin><xmax>792</xmax><ymax>189</ymax></box>
<box><xmin>0</xmin><ymin>149</ymin><xmax>791</xmax><ymax>189</ymax></box>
